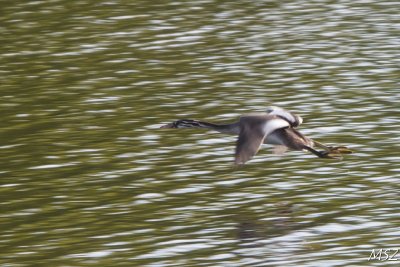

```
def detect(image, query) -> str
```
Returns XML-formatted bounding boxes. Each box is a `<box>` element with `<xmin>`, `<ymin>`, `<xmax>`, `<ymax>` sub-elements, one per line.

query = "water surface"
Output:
<box><xmin>1</xmin><ymin>0</ymin><xmax>399</xmax><ymax>266</ymax></box>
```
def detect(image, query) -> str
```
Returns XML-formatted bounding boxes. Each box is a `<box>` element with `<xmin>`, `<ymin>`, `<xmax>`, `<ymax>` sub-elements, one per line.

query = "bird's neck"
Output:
<box><xmin>172</xmin><ymin>119</ymin><xmax>239</xmax><ymax>134</ymax></box>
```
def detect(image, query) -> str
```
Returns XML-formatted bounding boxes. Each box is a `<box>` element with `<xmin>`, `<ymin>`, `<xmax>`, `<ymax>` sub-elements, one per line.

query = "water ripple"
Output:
<box><xmin>1</xmin><ymin>0</ymin><xmax>399</xmax><ymax>266</ymax></box>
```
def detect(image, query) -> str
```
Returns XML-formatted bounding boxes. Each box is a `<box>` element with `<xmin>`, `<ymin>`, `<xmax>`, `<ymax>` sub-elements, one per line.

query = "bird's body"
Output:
<box><xmin>160</xmin><ymin>107</ymin><xmax>351</xmax><ymax>164</ymax></box>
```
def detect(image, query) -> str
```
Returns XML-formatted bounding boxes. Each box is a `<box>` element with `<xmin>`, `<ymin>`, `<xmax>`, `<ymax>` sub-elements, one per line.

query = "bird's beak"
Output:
<box><xmin>160</xmin><ymin>123</ymin><xmax>174</xmax><ymax>128</ymax></box>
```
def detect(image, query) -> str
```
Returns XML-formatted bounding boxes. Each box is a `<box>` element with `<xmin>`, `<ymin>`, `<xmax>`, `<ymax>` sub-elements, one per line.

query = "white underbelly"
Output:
<box><xmin>264</xmin><ymin>131</ymin><xmax>285</xmax><ymax>145</ymax></box>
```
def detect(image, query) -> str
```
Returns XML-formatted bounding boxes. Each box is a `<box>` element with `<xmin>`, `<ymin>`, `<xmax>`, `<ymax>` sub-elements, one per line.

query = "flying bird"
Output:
<box><xmin>160</xmin><ymin>106</ymin><xmax>352</xmax><ymax>165</ymax></box>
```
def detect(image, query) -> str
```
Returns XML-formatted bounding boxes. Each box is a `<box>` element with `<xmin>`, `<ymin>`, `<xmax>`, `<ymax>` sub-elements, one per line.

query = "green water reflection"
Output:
<box><xmin>1</xmin><ymin>0</ymin><xmax>399</xmax><ymax>266</ymax></box>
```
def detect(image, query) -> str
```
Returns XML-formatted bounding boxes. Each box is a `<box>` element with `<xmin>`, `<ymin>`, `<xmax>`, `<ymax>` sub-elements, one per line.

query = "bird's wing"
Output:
<box><xmin>266</xmin><ymin>106</ymin><xmax>303</xmax><ymax>127</ymax></box>
<box><xmin>272</xmin><ymin>145</ymin><xmax>289</xmax><ymax>155</ymax></box>
<box><xmin>235</xmin><ymin>115</ymin><xmax>290</xmax><ymax>165</ymax></box>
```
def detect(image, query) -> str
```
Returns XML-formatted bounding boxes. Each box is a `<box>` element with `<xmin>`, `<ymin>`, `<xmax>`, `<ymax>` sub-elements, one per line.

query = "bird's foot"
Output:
<box><xmin>327</xmin><ymin>146</ymin><xmax>353</xmax><ymax>154</ymax></box>
<box><xmin>319</xmin><ymin>150</ymin><xmax>343</xmax><ymax>159</ymax></box>
<box><xmin>319</xmin><ymin>146</ymin><xmax>353</xmax><ymax>159</ymax></box>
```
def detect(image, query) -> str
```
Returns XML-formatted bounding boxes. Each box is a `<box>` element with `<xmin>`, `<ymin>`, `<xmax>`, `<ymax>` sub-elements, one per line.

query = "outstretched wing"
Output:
<box><xmin>266</xmin><ymin>106</ymin><xmax>303</xmax><ymax>127</ymax></box>
<box><xmin>235</xmin><ymin>115</ymin><xmax>290</xmax><ymax>165</ymax></box>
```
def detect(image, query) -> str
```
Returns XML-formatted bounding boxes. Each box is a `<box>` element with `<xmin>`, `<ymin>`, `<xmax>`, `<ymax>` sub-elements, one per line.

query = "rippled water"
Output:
<box><xmin>1</xmin><ymin>0</ymin><xmax>399</xmax><ymax>266</ymax></box>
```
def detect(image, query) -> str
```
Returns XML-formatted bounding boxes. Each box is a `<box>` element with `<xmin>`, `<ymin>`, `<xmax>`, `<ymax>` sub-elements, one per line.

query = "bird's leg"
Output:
<box><xmin>313</xmin><ymin>140</ymin><xmax>353</xmax><ymax>155</ymax></box>
<box><xmin>313</xmin><ymin>140</ymin><xmax>331</xmax><ymax>150</ymax></box>
<box><xmin>303</xmin><ymin>145</ymin><xmax>343</xmax><ymax>159</ymax></box>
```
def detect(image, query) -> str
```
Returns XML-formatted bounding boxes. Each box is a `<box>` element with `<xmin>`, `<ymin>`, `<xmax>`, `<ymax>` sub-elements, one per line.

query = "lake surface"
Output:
<box><xmin>1</xmin><ymin>0</ymin><xmax>399</xmax><ymax>266</ymax></box>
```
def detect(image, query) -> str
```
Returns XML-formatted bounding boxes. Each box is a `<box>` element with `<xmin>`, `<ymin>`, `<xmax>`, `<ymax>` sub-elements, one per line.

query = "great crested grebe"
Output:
<box><xmin>160</xmin><ymin>106</ymin><xmax>352</xmax><ymax>165</ymax></box>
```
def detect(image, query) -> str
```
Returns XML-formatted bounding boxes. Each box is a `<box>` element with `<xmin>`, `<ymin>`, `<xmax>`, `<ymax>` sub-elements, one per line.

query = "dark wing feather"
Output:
<box><xmin>234</xmin><ymin>116</ymin><xmax>290</xmax><ymax>165</ymax></box>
